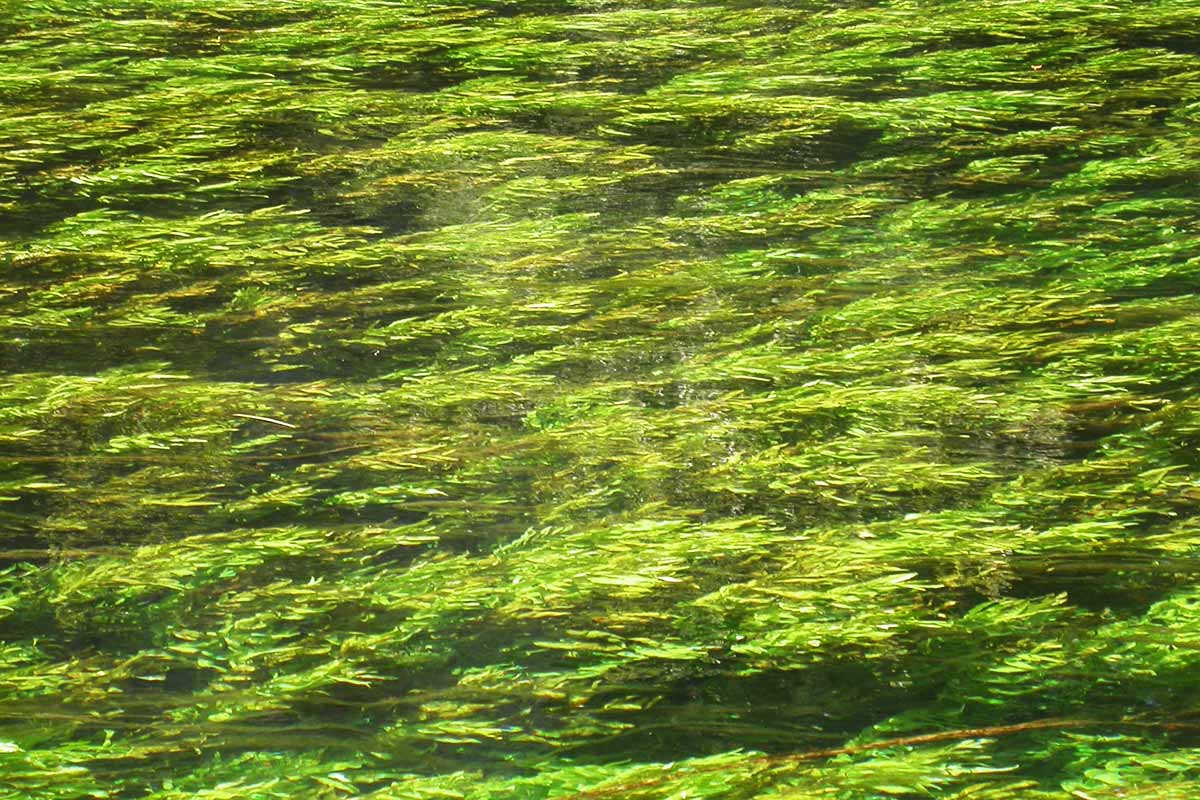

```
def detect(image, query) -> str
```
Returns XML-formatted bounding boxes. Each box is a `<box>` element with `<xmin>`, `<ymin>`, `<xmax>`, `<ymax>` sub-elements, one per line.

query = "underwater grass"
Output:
<box><xmin>2</xmin><ymin>0</ymin><xmax>1200</xmax><ymax>797</ymax></box>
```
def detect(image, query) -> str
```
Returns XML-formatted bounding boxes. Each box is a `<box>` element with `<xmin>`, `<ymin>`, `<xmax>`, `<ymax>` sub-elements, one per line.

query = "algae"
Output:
<box><xmin>2</xmin><ymin>0</ymin><xmax>1200</xmax><ymax>797</ymax></box>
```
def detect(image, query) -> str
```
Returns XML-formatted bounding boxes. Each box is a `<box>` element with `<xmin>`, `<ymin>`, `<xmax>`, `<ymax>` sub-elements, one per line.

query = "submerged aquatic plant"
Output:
<box><xmin>2</xmin><ymin>0</ymin><xmax>1200</xmax><ymax>797</ymax></box>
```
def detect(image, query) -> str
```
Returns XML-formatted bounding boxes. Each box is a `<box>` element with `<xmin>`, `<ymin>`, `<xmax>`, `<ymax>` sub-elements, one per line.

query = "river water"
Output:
<box><xmin>2</xmin><ymin>1</ymin><xmax>1200</xmax><ymax>797</ymax></box>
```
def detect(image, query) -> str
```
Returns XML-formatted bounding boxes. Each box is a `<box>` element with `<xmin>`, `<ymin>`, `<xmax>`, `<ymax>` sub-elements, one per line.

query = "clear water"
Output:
<box><xmin>2</xmin><ymin>1</ymin><xmax>1200</xmax><ymax>797</ymax></box>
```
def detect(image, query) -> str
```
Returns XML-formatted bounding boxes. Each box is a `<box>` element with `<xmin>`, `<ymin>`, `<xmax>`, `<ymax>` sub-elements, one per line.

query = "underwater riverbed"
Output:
<box><xmin>3</xmin><ymin>0</ymin><xmax>1200</xmax><ymax>797</ymax></box>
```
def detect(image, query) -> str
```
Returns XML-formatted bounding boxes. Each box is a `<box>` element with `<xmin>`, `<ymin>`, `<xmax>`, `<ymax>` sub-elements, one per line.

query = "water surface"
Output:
<box><xmin>2</xmin><ymin>1</ymin><xmax>1200</xmax><ymax>797</ymax></box>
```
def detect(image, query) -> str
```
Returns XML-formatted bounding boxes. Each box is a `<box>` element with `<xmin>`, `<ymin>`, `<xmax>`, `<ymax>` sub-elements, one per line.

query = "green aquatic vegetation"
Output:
<box><xmin>3</xmin><ymin>0</ymin><xmax>1200</xmax><ymax>797</ymax></box>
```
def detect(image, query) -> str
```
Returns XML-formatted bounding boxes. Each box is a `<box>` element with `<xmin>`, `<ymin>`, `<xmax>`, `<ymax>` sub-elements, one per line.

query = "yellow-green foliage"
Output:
<box><xmin>2</xmin><ymin>0</ymin><xmax>1200</xmax><ymax>797</ymax></box>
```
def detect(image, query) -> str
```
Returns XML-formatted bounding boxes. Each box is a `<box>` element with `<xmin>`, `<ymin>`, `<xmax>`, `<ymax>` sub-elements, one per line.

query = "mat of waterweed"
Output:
<box><xmin>2</xmin><ymin>1</ymin><xmax>1200</xmax><ymax>798</ymax></box>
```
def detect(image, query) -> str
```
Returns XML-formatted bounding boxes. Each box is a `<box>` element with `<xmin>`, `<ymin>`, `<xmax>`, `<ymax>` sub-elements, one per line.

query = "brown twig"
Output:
<box><xmin>560</xmin><ymin>717</ymin><xmax>1200</xmax><ymax>800</ymax></box>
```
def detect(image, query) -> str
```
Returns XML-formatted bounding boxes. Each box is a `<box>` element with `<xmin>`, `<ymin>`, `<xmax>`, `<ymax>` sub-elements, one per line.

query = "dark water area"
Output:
<box><xmin>2</xmin><ymin>1</ymin><xmax>1200</xmax><ymax>797</ymax></box>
